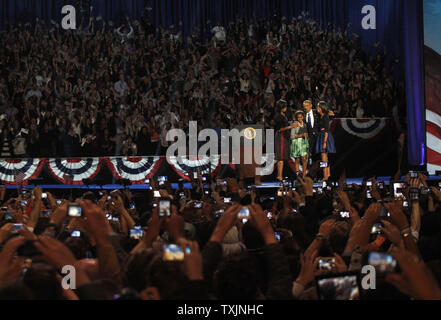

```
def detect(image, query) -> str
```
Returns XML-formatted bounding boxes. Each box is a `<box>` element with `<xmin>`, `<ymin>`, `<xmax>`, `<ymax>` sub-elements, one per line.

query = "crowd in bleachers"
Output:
<box><xmin>0</xmin><ymin>14</ymin><xmax>405</xmax><ymax>158</ymax></box>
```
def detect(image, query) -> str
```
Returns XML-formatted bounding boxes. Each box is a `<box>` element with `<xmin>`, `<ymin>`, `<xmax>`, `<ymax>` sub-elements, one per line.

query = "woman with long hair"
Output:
<box><xmin>290</xmin><ymin>110</ymin><xmax>309</xmax><ymax>178</ymax></box>
<box><xmin>276</xmin><ymin>100</ymin><xmax>299</xmax><ymax>181</ymax></box>
<box><xmin>315</xmin><ymin>101</ymin><xmax>336</xmax><ymax>181</ymax></box>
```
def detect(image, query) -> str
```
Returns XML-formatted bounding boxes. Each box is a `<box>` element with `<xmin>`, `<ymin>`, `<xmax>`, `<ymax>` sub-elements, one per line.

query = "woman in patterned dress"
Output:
<box><xmin>315</xmin><ymin>101</ymin><xmax>336</xmax><ymax>181</ymax></box>
<box><xmin>290</xmin><ymin>110</ymin><xmax>309</xmax><ymax>178</ymax></box>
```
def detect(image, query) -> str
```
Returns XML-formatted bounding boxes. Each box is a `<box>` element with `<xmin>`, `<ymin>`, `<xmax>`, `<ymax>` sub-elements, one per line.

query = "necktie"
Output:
<box><xmin>307</xmin><ymin>113</ymin><xmax>311</xmax><ymax>126</ymax></box>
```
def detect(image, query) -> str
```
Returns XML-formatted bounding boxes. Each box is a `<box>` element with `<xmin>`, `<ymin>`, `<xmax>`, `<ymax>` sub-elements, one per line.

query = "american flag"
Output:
<box><xmin>425</xmin><ymin>43</ymin><xmax>441</xmax><ymax>174</ymax></box>
<box><xmin>14</xmin><ymin>169</ymin><xmax>26</xmax><ymax>185</ymax></box>
<box><xmin>427</xmin><ymin>108</ymin><xmax>441</xmax><ymax>173</ymax></box>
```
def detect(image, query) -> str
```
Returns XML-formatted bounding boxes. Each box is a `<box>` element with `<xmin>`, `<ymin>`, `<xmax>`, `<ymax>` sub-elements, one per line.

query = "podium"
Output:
<box><xmin>234</xmin><ymin>125</ymin><xmax>265</xmax><ymax>185</ymax></box>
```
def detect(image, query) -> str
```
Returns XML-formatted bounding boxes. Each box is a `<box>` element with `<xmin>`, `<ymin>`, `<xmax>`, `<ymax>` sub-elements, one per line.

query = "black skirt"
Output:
<box><xmin>275</xmin><ymin>131</ymin><xmax>290</xmax><ymax>161</ymax></box>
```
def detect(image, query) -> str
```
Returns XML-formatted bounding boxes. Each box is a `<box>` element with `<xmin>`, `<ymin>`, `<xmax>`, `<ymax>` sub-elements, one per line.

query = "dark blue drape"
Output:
<box><xmin>0</xmin><ymin>0</ymin><xmax>425</xmax><ymax>166</ymax></box>
<box><xmin>0</xmin><ymin>0</ymin><xmax>145</xmax><ymax>27</ymax></box>
<box><xmin>0</xmin><ymin>0</ymin><xmax>405</xmax><ymax>61</ymax></box>
<box><xmin>402</xmin><ymin>0</ymin><xmax>425</xmax><ymax>166</ymax></box>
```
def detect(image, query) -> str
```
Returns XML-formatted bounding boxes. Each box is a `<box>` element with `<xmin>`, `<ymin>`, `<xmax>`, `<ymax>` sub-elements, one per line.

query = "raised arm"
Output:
<box><xmin>280</xmin><ymin>121</ymin><xmax>300</xmax><ymax>132</ymax></box>
<box><xmin>27</xmin><ymin>187</ymin><xmax>43</xmax><ymax>230</ymax></box>
<box><xmin>80</xmin><ymin>200</ymin><xmax>122</xmax><ymax>284</ymax></box>
<box><xmin>249</xmin><ymin>204</ymin><xmax>292</xmax><ymax>300</ymax></box>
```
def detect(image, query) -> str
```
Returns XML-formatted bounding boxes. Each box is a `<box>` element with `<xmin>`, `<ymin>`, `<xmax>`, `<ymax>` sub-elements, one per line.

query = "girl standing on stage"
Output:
<box><xmin>315</xmin><ymin>101</ymin><xmax>336</xmax><ymax>181</ymax></box>
<box><xmin>290</xmin><ymin>111</ymin><xmax>309</xmax><ymax>178</ymax></box>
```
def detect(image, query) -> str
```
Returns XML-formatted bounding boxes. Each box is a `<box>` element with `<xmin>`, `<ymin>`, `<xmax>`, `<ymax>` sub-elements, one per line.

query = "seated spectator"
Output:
<box><xmin>0</xmin><ymin>13</ymin><xmax>404</xmax><ymax>159</ymax></box>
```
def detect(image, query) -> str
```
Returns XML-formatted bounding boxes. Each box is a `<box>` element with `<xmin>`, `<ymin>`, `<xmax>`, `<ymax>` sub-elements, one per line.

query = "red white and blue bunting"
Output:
<box><xmin>336</xmin><ymin>118</ymin><xmax>388</xmax><ymax>140</ymax></box>
<box><xmin>106</xmin><ymin>157</ymin><xmax>163</xmax><ymax>184</ymax></box>
<box><xmin>46</xmin><ymin>158</ymin><xmax>103</xmax><ymax>184</ymax></box>
<box><xmin>167</xmin><ymin>155</ymin><xmax>222</xmax><ymax>180</ymax></box>
<box><xmin>0</xmin><ymin>119</ymin><xmax>399</xmax><ymax>184</ymax></box>
<box><xmin>0</xmin><ymin>159</ymin><xmax>44</xmax><ymax>184</ymax></box>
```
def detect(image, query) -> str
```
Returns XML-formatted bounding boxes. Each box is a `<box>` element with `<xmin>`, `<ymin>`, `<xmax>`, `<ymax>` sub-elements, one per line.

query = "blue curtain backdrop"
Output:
<box><xmin>0</xmin><ymin>0</ymin><xmax>407</xmax><ymax>61</ymax></box>
<box><xmin>402</xmin><ymin>0</ymin><xmax>425</xmax><ymax>166</ymax></box>
<box><xmin>0</xmin><ymin>0</ymin><xmax>425</xmax><ymax>166</ymax></box>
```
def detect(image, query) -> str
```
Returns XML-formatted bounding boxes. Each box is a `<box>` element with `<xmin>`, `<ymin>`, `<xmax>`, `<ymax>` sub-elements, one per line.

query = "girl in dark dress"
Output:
<box><xmin>315</xmin><ymin>101</ymin><xmax>336</xmax><ymax>181</ymax></box>
<box><xmin>275</xmin><ymin>100</ymin><xmax>299</xmax><ymax>181</ymax></box>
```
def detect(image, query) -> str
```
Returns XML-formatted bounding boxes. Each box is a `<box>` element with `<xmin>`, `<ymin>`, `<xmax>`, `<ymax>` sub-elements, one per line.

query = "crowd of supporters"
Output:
<box><xmin>0</xmin><ymin>172</ymin><xmax>440</xmax><ymax>300</ymax></box>
<box><xmin>0</xmin><ymin>13</ymin><xmax>406</xmax><ymax>158</ymax></box>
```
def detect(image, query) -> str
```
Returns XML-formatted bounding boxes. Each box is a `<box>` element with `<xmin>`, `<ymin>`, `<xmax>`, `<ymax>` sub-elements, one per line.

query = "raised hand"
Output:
<box><xmin>34</xmin><ymin>236</ymin><xmax>77</xmax><ymax>269</ymax></box>
<box><xmin>337</xmin><ymin>171</ymin><xmax>347</xmax><ymax>191</ymax></box>
<box><xmin>363</xmin><ymin>202</ymin><xmax>382</xmax><ymax>224</ymax></box>
<box><xmin>0</xmin><ymin>223</ymin><xmax>13</xmax><ymax>244</ymax></box>
<box><xmin>183</xmin><ymin>241</ymin><xmax>204</xmax><ymax>281</ymax></box>
<box><xmin>344</xmin><ymin>219</ymin><xmax>364</xmax><ymax>253</ymax></box>
<box><xmin>333</xmin><ymin>253</ymin><xmax>348</xmax><ymax>273</ymax></box>
<box><xmin>18</xmin><ymin>226</ymin><xmax>38</xmax><ymax>242</ymax></box>
<box><xmin>369</xmin><ymin>178</ymin><xmax>381</xmax><ymax>201</ymax></box>
<box><xmin>430</xmin><ymin>187</ymin><xmax>441</xmax><ymax>203</ymax></box>
<box><xmin>249</xmin><ymin>203</ymin><xmax>277</xmax><ymax>244</ymax></box>
<box><xmin>34</xmin><ymin>236</ymin><xmax>91</xmax><ymax>287</ymax></box>
<box><xmin>296</xmin><ymin>250</ymin><xmax>319</xmax><ymax>287</ymax></box>
<box><xmin>33</xmin><ymin>187</ymin><xmax>43</xmax><ymax>200</ymax></box>
<box><xmin>380</xmin><ymin>219</ymin><xmax>403</xmax><ymax>248</ymax></box>
<box><xmin>67</xmin><ymin>217</ymin><xmax>88</xmax><ymax>234</ymax></box>
<box><xmin>166</xmin><ymin>205</ymin><xmax>185</xmax><ymax>241</ymax></box>
<box><xmin>79</xmin><ymin>200</ymin><xmax>112</xmax><ymax>244</ymax></box>
<box><xmin>0</xmin><ymin>237</ymin><xmax>26</xmax><ymax>286</ymax></box>
<box><xmin>318</xmin><ymin>218</ymin><xmax>336</xmax><ymax>239</ymax></box>
<box><xmin>290</xmin><ymin>189</ymin><xmax>302</xmax><ymax>204</ymax></box>
<box><xmin>386</xmin><ymin>246</ymin><xmax>441</xmax><ymax>300</ymax></box>
<box><xmin>418</xmin><ymin>173</ymin><xmax>428</xmax><ymax>188</ymax></box>
<box><xmin>298</xmin><ymin>176</ymin><xmax>313</xmax><ymax>196</ymax></box>
<box><xmin>109</xmin><ymin>193</ymin><xmax>125</xmax><ymax>213</ymax></box>
<box><xmin>384</xmin><ymin>201</ymin><xmax>409</xmax><ymax>231</ymax></box>
<box><xmin>139</xmin><ymin>208</ymin><xmax>162</xmax><ymax>249</ymax></box>
<box><xmin>210</xmin><ymin>204</ymin><xmax>241</xmax><ymax>243</ymax></box>
<box><xmin>337</xmin><ymin>190</ymin><xmax>351</xmax><ymax>209</ymax></box>
<box><xmin>97</xmin><ymin>192</ymin><xmax>108</xmax><ymax>209</ymax></box>
<box><xmin>13</xmin><ymin>209</ymin><xmax>24</xmax><ymax>225</ymax></box>
<box><xmin>50</xmin><ymin>203</ymin><xmax>68</xmax><ymax>227</ymax></box>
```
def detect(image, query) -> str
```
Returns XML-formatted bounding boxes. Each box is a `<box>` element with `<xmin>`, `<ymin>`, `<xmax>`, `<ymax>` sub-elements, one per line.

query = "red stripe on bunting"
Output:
<box><xmin>23</xmin><ymin>159</ymin><xmax>46</xmax><ymax>185</ymax></box>
<box><xmin>170</xmin><ymin>161</ymin><xmax>222</xmax><ymax>181</ymax></box>
<box><xmin>329</xmin><ymin>119</ymin><xmax>341</xmax><ymax>132</ymax></box>
<box><xmin>104</xmin><ymin>157</ymin><xmax>164</xmax><ymax>183</ymax></box>
<box><xmin>66</xmin><ymin>159</ymin><xmax>83</xmax><ymax>163</ymax></box>
<box><xmin>1</xmin><ymin>159</ymin><xmax>46</xmax><ymax>186</ymax></box>
<box><xmin>44</xmin><ymin>159</ymin><xmax>103</xmax><ymax>185</ymax></box>
<box><xmin>131</xmin><ymin>158</ymin><xmax>164</xmax><ymax>184</ymax></box>
<box><xmin>4</xmin><ymin>159</ymin><xmax>23</xmax><ymax>164</ymax></box>
<box><xmin>29</xmin><ymin>160</ymin><xmax>46</xmax><ymax>184</ymax></box>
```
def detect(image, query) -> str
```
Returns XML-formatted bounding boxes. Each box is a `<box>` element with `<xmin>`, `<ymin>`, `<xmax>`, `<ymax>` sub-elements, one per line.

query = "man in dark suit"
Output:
<box><xmin>304</xmin><ymin>100</ymin><xmax>320</xmax><ymax>166</ymax></box>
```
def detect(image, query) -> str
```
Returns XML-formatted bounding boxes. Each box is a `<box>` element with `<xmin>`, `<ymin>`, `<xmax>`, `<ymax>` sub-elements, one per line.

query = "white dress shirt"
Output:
<box><xmin>307</xmin><ymin>110</ymin><xmax>315</xmax><ymax>129</ymax></box>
